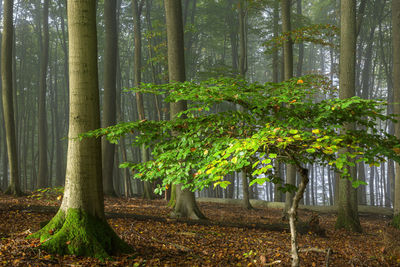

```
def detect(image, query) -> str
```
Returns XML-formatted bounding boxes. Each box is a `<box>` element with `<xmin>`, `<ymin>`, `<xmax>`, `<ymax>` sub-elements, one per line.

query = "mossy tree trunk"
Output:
<box><xmin>164</xmin><ymin>0</ymin><xmax>205</xmax><ymax>220</ymax></box>
<box><xmin>29</xmin><ymin>0</ymin><xmax>131</xmax><ymax>258</ymax></box>
<box><xmin>102</xmin><ymin>0</ymin><xmax>118</xmax><ymax>197</ymax></box>
<box><xmin>2</xmin><ymin>0</ymin><xmax>21</xmax><ymax>196</ymax></box>
<box><xmin>335</xmin><ymin>0</ymin><xmax>361</xmax><ymax>232</ymax></box>
<box><xmin>392</xmin><ymin>0</ymin><xmax>400</xmax><ymax>228</ymax></box>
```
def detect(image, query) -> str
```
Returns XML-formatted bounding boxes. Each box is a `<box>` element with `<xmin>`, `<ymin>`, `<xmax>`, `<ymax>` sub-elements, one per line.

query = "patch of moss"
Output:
<box><xmin>28</xmin><ymin>208</ymin><xmax>132</xmax><ymax>259</ymax></box>
<box><xmin>335</xmin><ymin>213</ymin><xmax>362</xmax><ymax>233</ymax></box>
<box><xmin>168</xmin><ymin>184</ymin><xmax>176</xmax><ymax>208</ymax></box>
<box><xmin>392</xmin><ymin>214</ymin><xmax>400</xmax><ymax>229</ymax></box>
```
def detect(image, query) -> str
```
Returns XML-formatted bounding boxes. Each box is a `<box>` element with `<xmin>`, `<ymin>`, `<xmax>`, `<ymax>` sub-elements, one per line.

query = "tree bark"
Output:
<box><xmin>101</xmin><ymin>0</ymin><xmax>118</xmax><ymax>196</ymax></box>
<box><xmin>237</xmin><ymin>0</ymin><xmax>252</xmax><ymax>210</ymax></box>
<box><xmin>392</xmin><ymin>0</ymin><xmax>400</xmax><ymax>228</ymax></box>
<box><xmin>295</xmin><ymin>0</ymin><xmax>303</xmax><ymax>77</ymax></box>
<box><xmin>2</xmin><ymin>0</ymin><xmax>21</xmax><ymax>196</ymax></box>
<box><xmin>133</xmin><ymin>0</ymin><xmax>153</xmax><ymax>200</ymax></box>
<box><xmin>281</xmin><ymin>0</ymin><xmax>296</xmax><ymax>217</ymax></box>
<box><xmin>288</xmin><ymin>166</ymin><xmax>308</xmax><ymax>267</ymax></box>
<box><xmin>37</xmin><ymin>0</ymin><xmax>49</xmax><ymax>189</ymax></box>
<box><xmin>272</xmin><ymin>0</ymin><xmax>279</xmax><ymax>83</ymax></box>
<box><xmin>30</xmin><ymin>0</ymin><xmax>131</xmax><ymax>257</ymax></box>
<box><xmin>335</xmin><ymin>0</ymin><xmax>361</xmax><ymax>233</ymax></box>
<box><xmin>164</xmin><ymin>0</ymin><xmax>205</xmax><ymax>220</ymax></box>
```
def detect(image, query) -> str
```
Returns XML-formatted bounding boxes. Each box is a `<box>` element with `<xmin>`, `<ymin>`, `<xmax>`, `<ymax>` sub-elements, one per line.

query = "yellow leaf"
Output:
<box><xmin>312</xmin><ymin>129</ymin><xmax>320</xmax><ymax>134</ymax></box>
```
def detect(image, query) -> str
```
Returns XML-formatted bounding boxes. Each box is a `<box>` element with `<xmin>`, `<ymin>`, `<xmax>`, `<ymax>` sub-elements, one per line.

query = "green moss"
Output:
<box><xmin>392</xmin><ymin>214</ymin><xmax>400</xmax><ymax>229</ymax></box>
<box><xmin>28</xmin><ymin>208</ymin><xmax>132</xmax><ymax>259</ymax></box>
<box><xmin>168</xmin><ymin>184</ymin><xmax>176</xmax><ymax>208</ymax></box>
<box><xmin>335</xmin><ymin>214</ymin><xmax>362</xmax><ymax>233</ymax></box>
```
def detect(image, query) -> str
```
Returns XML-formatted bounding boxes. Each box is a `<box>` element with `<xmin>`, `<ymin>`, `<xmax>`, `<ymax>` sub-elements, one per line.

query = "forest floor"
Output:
<box><xmin>0</xmin><ymin>190</ymin><xmax>399</xmax><ymax>266</ymax></box>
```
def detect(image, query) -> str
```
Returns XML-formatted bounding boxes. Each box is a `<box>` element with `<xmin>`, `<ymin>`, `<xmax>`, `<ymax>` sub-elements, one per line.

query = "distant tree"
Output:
<box><xmin>102</xmin><ymin>0</ymin><xmax>118</xmax><ymax>196</ymax></box>
<box><xmin>29</xmin><ymin>0</ymin><xmax>130</xmax><ymax>257</ymax></box>
<box><xmin>335</xmin><ymin>0</ymin><xmax>361</xmax><ymax>232</ymax></box>
<box><xmin>164</xmin><ymin>0</ymin><xmax>205</xmax><ymax>219</ymax></box>
<box><xmin>392</xmin><ymin>0</ymin><xmax>400</xmax><ymax>228</ymax></box>
<box><xmin>133</xmin><ymin>0</ymin><xmax>153</xmax><ymax>199</ymax></box>
<box><xmin>37</xmin><ymin>0</ymin><xmax>49</xmax><ymax>189</ymax></box>
<box><xmin>281</xmin><ymin>0</ymin><xmax>296</xmax><ymax>218</ymax></box>
<box><xmin>2</xmin><ymin>0</ymin><xmax>21</xmax><ymax>196</ymax></box>
<box><xmin>238</xmin><ymin>0</ymin><xmax>252</xmax><ymax>210</ymax></box>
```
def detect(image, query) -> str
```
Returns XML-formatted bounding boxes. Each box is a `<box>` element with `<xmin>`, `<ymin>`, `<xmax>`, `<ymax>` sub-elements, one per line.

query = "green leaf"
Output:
<box><xmin>352</xmin><ymin>180</ymin><xmax>367</xmax><ymax>188</ymax></box>
<box><xmin>306</xmin><ymin>148</ymin><xmax>316</xmax><ymax>153</ymax></box>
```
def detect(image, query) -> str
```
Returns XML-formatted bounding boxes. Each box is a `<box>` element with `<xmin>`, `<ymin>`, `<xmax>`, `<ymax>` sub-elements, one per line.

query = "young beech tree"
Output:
<box><xmin>29</xmin><ymin>0</ymin><xmax>131</xmax><ymax>258</ymax></box>
<box><xmin>87</xmin><ymin>75</ymin><xmax>400</xmax><ymax>267</ymax></box>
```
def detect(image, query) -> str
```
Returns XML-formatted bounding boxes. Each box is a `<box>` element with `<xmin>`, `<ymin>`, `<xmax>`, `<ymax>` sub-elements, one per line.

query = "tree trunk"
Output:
<box><xmin>172</xmin><ymin>184</ymin><xmax>205</xmax><ymax>220</ymax></box>
<box><xmin>101</xmin><ymin>0</ymin><xmax>118</xmax><ymax>196</ymax></box>
<box><xmin>335</xmin><ymin>0</ymin><xmax>361</xmax><ymax>233</ymax></box>
<box><xmin>29</xmin><ymin>0</ymin><xmax>131</xmax><ymax>257</ymax></box>
<box><xmin>37</xmin><ymin>0</ymin><xmax>49</xmax><ymax>189</ymax></box>
<box><xmin>281</xmin><ymin>0</ymin><xmax>295</xmax><ymax>217</ymax></box>
<box><xmin>237</xmin><ymin>0</ymin><xmax>252</xmax><ymax>210</ymax></box>
<box><xmin>164</xmin><ymin>0</ymin><xmax>205</xmax><ymax>220</ymax></box>
<box><xmin>226</xmin><ymin>0</ymin><xmax>238</xmax><ymax>73</ymax></box>
<box><xmin>2</xmin><ymin>0</ymin><xmax>21</xmax><ymax>196</ymax></box>
<box><xmin>272</xmin><ymin>0</ymin><xmax>279</xmax><ymax>83</ymax></box>
<box><xmin>295</xmin><ymin>0</ymin><xmax>303</xmax><ymax>77</ymax></box>
<box><xmin>288</xmin><ymin>167</ymin><xmax>308</xmax><ymax>267</ymax></box>
<box><xmin>392</xmin><ymin>0</ymin><xmax>400</xmax><ymax>228</ymax></box>
<box><xmin>133</xmin><ymin>0</ymin><xmax>153</xmax><ymax>200</ymax></box>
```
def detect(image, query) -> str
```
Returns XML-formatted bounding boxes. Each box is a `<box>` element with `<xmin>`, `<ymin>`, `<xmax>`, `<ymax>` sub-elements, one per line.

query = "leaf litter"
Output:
<box><xmin>0</xmin><ymin>191</ymin><xmax>399</xmax><ymax>266</ymax></box>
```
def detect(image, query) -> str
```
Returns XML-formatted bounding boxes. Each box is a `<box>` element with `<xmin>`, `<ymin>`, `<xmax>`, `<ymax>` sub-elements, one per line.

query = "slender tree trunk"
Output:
<box><xmin>101</xmin><ymin>0</ymin><xmax>118</xmax><ymax>196</ymax></box>
<box><xmin>281</xmin><ymin>0</ymin><xmax>296</xmax><ymax>217</ymax></box>
<box><xmin>54</xmin><ymin>40</ymin><xmax>65</xmax><ymax>187</ymax></box>
<box><xmin>272</xmin><ymin>0</ymin><xmax>279</xmax><ymax>83</ymax></box>
<box><xmin>2</xmin><ymin>0</ymin><xmax>21</xmax><ymax>196</ymax></box>
<box><xmin>164</xmin><ymin>0</ymin><xmax>205</xmax><ymax>220</ymax></box>
<box><xmin>392</xmin><ymin>0</ymin><xmax>400</xmax><ymax>227</ymax></box>
<box><xmin>295</xmin><ymin>0</ymin><xmax>303</xmax><ymax>76</ymax></box>
<box><xmin>335</xmin><ymin>0</ymin><xmax>361</xmax><ymax>232</ymax></box>
<box><xmin>238</xmin><ymin>0</ymin><xmax>252</xmax><ymax>210</ymax></box>
<box><xmin>37</xmin><ymin>0</ymin><xmax>49</xmax><ymax>189</ymax></box>
<box><xmin>30</xmin><ymin>0</ymin><xmax>131</xmax><ymax>257</ymax></box>
<box><xmin>288</xmin><ymin>166</ymin><xmax>308</xmax><ymax>267</ymax></box>
<box><xmin>226</xmin><ymin>0</ymin><xmax>238</xmax><ymax>73</ymax></box>
<box><xmin>133</xmin><ymin>0</ymin><xmax>153</xmax><ymax>199</ymax></box>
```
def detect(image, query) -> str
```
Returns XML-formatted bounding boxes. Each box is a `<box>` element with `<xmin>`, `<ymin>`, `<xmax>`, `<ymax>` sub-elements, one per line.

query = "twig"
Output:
<box><xmin>325</xmin><ymin>248</ymin><xmax>332</xmax><ymax>267</ymax></box>
<box><xmin>299</xmin><ymin>247</ymin><xmax>327</xmax><ymax>253</ymax></box>
<box><xmin>265</xmin><ymin>260</ymin><xmax>282</xmax><ymax>266</ymax></box>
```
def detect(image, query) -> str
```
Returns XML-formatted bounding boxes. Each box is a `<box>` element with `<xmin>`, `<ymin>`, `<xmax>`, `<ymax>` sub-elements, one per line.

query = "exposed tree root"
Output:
<box><xmin>28</xmin><ymin>208</ymin><xmax>132</xmax><ymax>259</ymax></box>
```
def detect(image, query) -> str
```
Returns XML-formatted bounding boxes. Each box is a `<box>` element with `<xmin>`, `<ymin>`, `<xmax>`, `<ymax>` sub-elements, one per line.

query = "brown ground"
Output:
<box><xmin>0</xmin><ymin>190</ymin><xmax>399</xmax><ymax>266</ymax></box>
